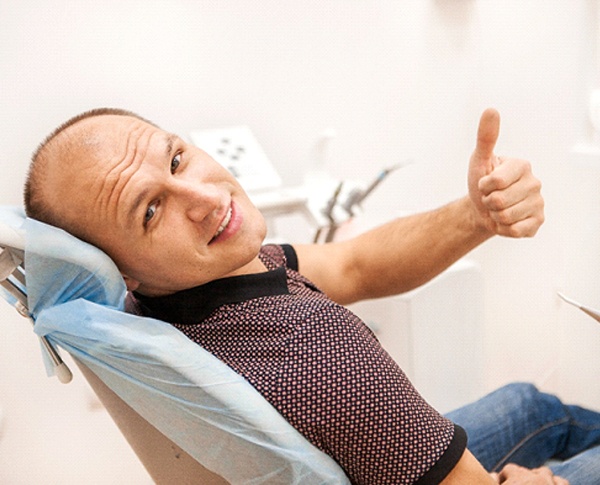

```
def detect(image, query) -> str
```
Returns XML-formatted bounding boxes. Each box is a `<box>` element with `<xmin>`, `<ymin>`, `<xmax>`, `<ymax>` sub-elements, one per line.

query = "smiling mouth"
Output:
<box><xmin>210</xmin><ymin>206</ymin><xmax>233</xmax><ymax>242</ymax></box>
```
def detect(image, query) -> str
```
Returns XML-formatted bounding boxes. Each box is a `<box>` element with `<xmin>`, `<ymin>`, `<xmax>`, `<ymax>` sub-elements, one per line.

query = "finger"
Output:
<box><xmin>490</xmin><ymin>213</ymin><xmax>543</xmax><ymax>238</ymax></box>
<box><xmin>481</xmin><ymin>178</ymin><xmax>543</xmax><ymax>214</ymax></box>
<box><xmin>487</xmin><ymin>202</ymin><xmax>525</xmax><ymax>228</ymax></box>
<box><xmin>532</xmin><ymin>467</ymin><xmax>569</xmax><ymax>485</ymax></box>
<box><xmin>488</xmin><ymin>197</ymin><xmax>544</xmax><ymax>226</ymax></box>
<box><xmin>531</xmin><ymin>466</ymin><xmax>560</xmax><ymax>484</ymax></box>
<box><xmin>497</xmin><ymin>463</ymin><xmax>523</xmax><ymax>480</ymax></box>
<box><xmin>534</xmin><ymin>466</ymin><xmax>554</xmax><ymax>477</ymax></box>
<box><xmin>478</xmin><ymin>158</ymin><xmax>534</xmax><ymax>196</ymax></box>
<box><xmin>474</xmin><ymin>108</ymin><xmax>501</xmax><ymax>160</ymax></box>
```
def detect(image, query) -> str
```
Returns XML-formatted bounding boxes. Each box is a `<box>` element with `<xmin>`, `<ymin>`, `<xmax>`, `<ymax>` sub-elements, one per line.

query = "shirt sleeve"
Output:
<box><xmin>273</xmin><ymin>300</ymin><xmax>467</xmax><ymax>484</ymax></box>
<box><xmin>415</xmin><ymin>424</ymin><xmax>467</xmax><ymax>484</ymax></box>
<box><xmin>280</xmin><ymin>244</ymin><xmax>299</xmax><ymax>272</ymax></box>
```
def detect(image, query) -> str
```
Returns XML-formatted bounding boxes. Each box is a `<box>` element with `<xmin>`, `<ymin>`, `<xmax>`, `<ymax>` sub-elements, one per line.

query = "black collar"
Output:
<box><xmin>132</xmin><ymin>267</ymin><xmax>289</xmax><ymax>324</ymax></box>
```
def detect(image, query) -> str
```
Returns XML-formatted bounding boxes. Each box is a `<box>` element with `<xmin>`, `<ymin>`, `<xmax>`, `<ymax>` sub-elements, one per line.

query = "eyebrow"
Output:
<box><xmin>125</xmin><ymin>133</ymin><xmax>176</xmax><ymax>227</ymax></box>
<box><xmin>165</xmin><ymin>134</ymin><xmax>174</xmax><ymax>158</ymax></box>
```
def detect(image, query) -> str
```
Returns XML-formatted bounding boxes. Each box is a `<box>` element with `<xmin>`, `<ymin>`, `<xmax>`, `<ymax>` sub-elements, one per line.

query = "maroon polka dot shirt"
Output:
<box><xmin>129</xmin><ymin>245</ymin><xmax>466</xmax><ymax>484</ymax></box>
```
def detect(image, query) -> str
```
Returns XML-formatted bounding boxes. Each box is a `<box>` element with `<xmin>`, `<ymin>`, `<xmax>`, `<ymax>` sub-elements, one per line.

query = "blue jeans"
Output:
<box><xmin>445</xmin><ymin>383</ymin><xmax>600</xmax><ymax>485</ymax></box>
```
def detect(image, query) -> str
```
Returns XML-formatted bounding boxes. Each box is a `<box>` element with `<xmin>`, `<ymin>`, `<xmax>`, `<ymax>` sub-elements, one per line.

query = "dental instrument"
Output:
<box><xmin>558</xmin><ymin>291</ymin><xmax>600</xmax><ymax>324</ymax></box>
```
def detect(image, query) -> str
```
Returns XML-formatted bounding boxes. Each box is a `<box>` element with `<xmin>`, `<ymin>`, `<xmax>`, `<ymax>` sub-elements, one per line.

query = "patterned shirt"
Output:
<box><xmin>128</xmin><ymin>244</ymin><xmax>466</xmax><ymax>484</ymax></box>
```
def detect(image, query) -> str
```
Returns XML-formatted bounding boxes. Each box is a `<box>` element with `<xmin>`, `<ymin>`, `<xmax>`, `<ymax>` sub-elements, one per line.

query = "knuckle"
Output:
<box><xmin>495</xmin><ymin>209</ymin><xmax>514</xmax><ymax>226</ymax></box>
<box><xmin>486</xmin><ymin>192</ymin><xmax>506</xmax><ymax>211</ymax></box>
<box><xmin>487</xmin><ymin>171</ymin><xmax>506</xmax><ymax>189</ymax></box>
<box><xmin>513</xmin><ymin>158</ymin><xmax>532</xmax><ymax>174</ymax></box>
<box><xmin>490</xmin><ymin>205</ymin><xmax>515</xmax><ymax>226</ymax></box>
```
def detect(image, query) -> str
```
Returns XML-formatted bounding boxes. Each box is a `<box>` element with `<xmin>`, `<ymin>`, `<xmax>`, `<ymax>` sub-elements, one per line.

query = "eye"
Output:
<box><xmin>144</xmin><ymin>201</ymin><xmax>158</xmax><ymax>226</ymax></box>
<box><xmin>171</xmin><ymin>153</ymin><xmax>181</xmax><ymax>174</ymax></box>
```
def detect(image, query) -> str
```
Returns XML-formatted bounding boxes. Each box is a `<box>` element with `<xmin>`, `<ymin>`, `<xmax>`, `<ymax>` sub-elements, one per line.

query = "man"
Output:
<box><xmin>24</xmin><ymin>107</ymin><xmax>593</xmax><ymax>484</ymax></box>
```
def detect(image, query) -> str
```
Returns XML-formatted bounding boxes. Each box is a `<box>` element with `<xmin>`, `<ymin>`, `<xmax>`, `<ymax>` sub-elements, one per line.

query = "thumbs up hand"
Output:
<box><xmin>468</xmin><ymin>109</ymin><xmax>544</xmax><ymax>238</ymax></box>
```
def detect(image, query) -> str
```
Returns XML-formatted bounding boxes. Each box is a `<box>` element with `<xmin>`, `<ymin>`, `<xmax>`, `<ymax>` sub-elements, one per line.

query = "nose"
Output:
<box><xmin>176</xmin><ymin>181</ymin><xmax>222</xmax><ymax>223</ymax></box>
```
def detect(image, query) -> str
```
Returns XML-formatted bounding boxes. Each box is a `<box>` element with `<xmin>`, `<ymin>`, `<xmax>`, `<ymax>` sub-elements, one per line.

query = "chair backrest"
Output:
<box><xmin>0</xmin><ymin>206</ymin><xmax>350</xmax><ymax>485</ymax></box>
<box><xmin>74</xmin><ymin>358</ymin><xmax>228</xmax><ymax>484</ymax></box>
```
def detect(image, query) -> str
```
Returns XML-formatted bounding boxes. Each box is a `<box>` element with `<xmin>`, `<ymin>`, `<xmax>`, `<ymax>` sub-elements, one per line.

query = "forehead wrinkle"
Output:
<box><xmin>95</xmin><ymin>124</ymin><xmax>155</xmax><ymax>225</ymax></box>
<box><xmin>124</xmin><ymin>132</ymin><xmax>176</xmax><ymax>227</ymax></box>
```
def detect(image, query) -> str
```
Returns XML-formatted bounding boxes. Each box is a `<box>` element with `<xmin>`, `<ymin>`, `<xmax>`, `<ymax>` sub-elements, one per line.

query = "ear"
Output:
<box><xmin>122</xmin><ymin>274</ymin><xmax>141</xmax><ymax>292</ymax></box>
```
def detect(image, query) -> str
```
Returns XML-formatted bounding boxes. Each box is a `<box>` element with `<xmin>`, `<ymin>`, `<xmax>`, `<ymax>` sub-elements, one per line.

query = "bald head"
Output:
<box><xmin>24</xmin><ymin>108</ymin><xmax>156</xmax><ymax>241</ymax></box>
<box><xmin>23</xmin><ymin>109</ymin><xmax>267</xmax><ymax>295</ymax></box>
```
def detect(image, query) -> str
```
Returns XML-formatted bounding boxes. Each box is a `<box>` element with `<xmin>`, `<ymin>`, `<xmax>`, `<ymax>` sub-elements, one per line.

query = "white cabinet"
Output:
<box><xmin>349</xmin><ymin>259</ymin><xmax>484</xmax><ymax>414</ymax></box>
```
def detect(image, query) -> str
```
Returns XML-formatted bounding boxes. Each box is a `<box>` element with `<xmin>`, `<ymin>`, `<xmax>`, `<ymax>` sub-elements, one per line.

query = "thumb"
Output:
<box><xmin>474</xmin><ymin>108</ymin><xmax>500</xmax><ymax>160</ymax></box>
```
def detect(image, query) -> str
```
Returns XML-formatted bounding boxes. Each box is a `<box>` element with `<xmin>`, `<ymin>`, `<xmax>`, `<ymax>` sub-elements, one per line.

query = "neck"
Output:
<box><xmin>224</xmin><ymin>255</ymin><xmax>268</xmax><ymax>278</ymax></box>
<box><xmin>134</xmin><ymin>254</ymin><xmax>268</xmax><ymax>298</ymax></box>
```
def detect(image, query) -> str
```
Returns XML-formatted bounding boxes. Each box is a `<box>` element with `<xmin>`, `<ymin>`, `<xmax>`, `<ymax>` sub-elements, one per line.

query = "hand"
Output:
<box><xmin>490</xmin><ymin>464</ymin><xmax>569</xmax><ymax>484</ymax></box>
<box><xmin>468</xmin><ymin>108</ymin><xmax>544</xmax><ymax>238</ymax></box>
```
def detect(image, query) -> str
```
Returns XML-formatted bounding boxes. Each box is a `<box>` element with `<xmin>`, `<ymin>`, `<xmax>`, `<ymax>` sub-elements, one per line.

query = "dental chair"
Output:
<box><xmin>0</xmin><ymin>206</ymin><xmax>349</xmax><ymax>485</ymax></box>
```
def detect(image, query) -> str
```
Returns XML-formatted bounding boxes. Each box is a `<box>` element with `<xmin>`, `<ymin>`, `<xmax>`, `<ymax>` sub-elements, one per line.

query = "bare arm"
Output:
<box><xmin>294</xmin><ymin>196</ymin><xmax>490</xmax><ymax>304</ymax></box>
<box><xmin>293</xmin><ymin>109</ymin><xmax>544</xmax><ymax>304</ymax></box>
<box><xmin>441</xmin><ymin>449</ymin><xmax>497</xmax><ymax>484</ymax></box>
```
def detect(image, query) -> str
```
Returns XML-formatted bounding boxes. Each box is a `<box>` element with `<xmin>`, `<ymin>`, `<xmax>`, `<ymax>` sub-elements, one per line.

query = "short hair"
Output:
<box><xmin>24</xmin><ymin>108</ymin><xmax>156</xmax><ymax>235</ymax></box>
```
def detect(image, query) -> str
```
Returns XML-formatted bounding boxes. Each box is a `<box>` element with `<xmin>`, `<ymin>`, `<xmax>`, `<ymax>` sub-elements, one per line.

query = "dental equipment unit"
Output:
<box><xmin>312</xmin><ymin>161</ymin><xmax>410</xmax><ymax>243</ymax></box>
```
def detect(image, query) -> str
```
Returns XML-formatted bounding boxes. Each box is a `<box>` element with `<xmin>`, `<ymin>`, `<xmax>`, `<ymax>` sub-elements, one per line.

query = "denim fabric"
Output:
<box><xmin>446</xmin><ymin>383</ymin><xmax>600</xmax><ymax>485</ymax></box>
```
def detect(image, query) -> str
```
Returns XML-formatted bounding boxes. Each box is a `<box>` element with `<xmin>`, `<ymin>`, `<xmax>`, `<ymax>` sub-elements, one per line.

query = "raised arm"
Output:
<box><xmin>293</xmin><ymin>109</ymin><xmax>544</xmax><ymax>304</ymax></box>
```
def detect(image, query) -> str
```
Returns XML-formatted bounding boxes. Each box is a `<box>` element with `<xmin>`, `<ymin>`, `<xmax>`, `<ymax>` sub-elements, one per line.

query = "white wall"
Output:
<box><xmin>1</xmin><ymin>1</ymin><xmax>598</xmax><ymax>482</ymax></box>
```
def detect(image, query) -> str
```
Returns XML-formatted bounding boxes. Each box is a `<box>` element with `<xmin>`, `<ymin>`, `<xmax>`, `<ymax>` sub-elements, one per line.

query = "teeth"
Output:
<box><xmin>214</xmin><ymin>207</ymin><xmax>232</xmax><ymax>239</ymax></box>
